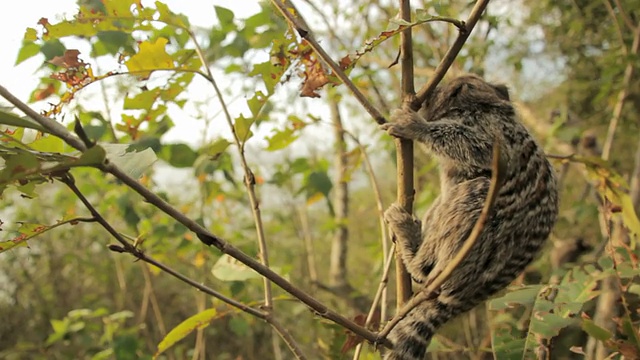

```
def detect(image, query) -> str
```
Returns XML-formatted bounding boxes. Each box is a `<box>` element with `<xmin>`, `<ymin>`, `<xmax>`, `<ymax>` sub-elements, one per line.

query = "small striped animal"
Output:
<box><xmin>380</xmin><ymin>75</ymin><xmax>558</xmax><ymax>359</ymax></box>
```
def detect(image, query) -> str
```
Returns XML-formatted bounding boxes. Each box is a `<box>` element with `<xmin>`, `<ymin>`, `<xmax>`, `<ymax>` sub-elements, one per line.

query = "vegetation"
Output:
<box><xmin>1</xmin><ymin>0</ymin><xmax>639</xmax><ymax>359</ymax></box>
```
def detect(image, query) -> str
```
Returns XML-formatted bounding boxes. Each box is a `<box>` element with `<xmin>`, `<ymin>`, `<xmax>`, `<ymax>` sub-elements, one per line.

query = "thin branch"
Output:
<box><xmin>61</xmin><ymin>172</ymin><xmax>307</xmax><ymax>359</ymax></box>
<box><xmin>613</xmin><ymin>0</ymin><xmax>636</xmax><ymax>31</ymax></box>
<box><xmin>601</xmin><ymin>0</ymin><xmax>628</xmax><ymax>56</ymax></box>
<box><xmin>59</xmin><ymin>173</ymin><xmax>267</xmax><ymax>319</ymax></box>
<box><xmin>270</xmin><ymin>0</ymin><xmax>386</xmax><ymax>124</ymax></box>
<box><xmin>343</xmin><ymin>129</ymin><xmax>391</xmax><ymax>322</ymax></box>
<box><xmin>413</xmin><ymin>0</ymin><xmax>491</xmax><ymax>108</ymax></box>
<box><xmin>601</xmin><ymin>23</ymin><xmax>640</xmax><ymax>160</ymax></box>
<box><xmin>0</xmin><ymin>85</ymin><xmax>87</xmax><ymax>151</ymax></box>
<box><xmin>352</xmin><ymin>244</ymin><xmax>397</xmax><ymax>360</ymax></box>
<box><xmin>377</xmin><ymin>142</ymin><xmax>506</xmax><ymax>340</ymax></box>
<box><xmin>102</xmin><ymin>160</ymin><xmax>385</xmax><ymax>345</ymax></box>
<box><xmin>267</xmin><ymin>313</ymin><xmax>308</xmax><ymax>360</ymax></box>
<box><xmin>186</xmin><ymin>28</ymin><xmax>275</xmax><ymax>310</ymax></box>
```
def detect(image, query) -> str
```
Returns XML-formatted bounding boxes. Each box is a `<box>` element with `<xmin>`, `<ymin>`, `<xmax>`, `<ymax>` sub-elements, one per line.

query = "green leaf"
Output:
<box><xmin>307</xmin><ymin>171</ymin><xmax>332</xmax><ymax>198</ymax></box>
<box><xmin>156</xmin><ymin>1</ymin><xmax>188</xmax><ymax>28</ymax></box>
<box><xmin>159</xmin><ymin>143</ymin><xmax>197</xmax><ymax>168</ymax></box>
<box><xmin>29</xmin><ymin>135</ymin><xmax>67</xmax><ymax>153</ymax></box>
<box><xmin>214</xmin><ymin>6</ymin><xmax>235</xmax><ymax>31</ymax></box>
<box><xmin>155</xmin><ymin>309</ymin><xmax>220</xmax><ymax>358</ymax></box>
<box><xmin>124</xmin><ymin>89</ymin><xmax>160</xmax><ymax>110</ymax></box>
<box><xmin>490</xmin><ymin>324</ymin><xmax>525</xmax><ymax>360</ymax></box>
<box><xmin>489</xmin><ymin>285</ymin><xmax>543</xmax><ymax>311</ymax></box>
<box><xmin>265</xmin><ymin>127</ymin><xmax>298</xmax><ymax>151</ymax></box>
<box><xmin>202</xmin><ymin>138</ymin><xmax>231</xmax><ymax>158</ymax></box>
<box><xmin>234</xmin><ymin>115</ymin><xmax>254</xmax><ymax>142</ymax></box>
<box><xmin>581</xmin><ymin>316</ymin><xmax>612</xmax><ymax>341</ymax></box>
<box><xmin>0</xmin><ymin>152</ymin><xmax>40</xmax><ymax>185</ymax></box>
<box><xmin>93</xmin><ymin>31</ymin><xmax>132</xmax><ymax>56</ymax></box>
<box><xmin>23</xmin><ymin>27</ymin><xmax>37</xmax><ymax>41</ymax></box>
<box><xmin>15</xmin><ymin>42</ymin><xmax>41</xmax><ymax>65</ymax></box>
<box><xmin>75</xmin><ymin>145</ymin><xmax>107</xmax><ymax>167</ymax></box>
<box><xmin>0</xmin><ymin>109</ymin><xmax>48</xmax><ymax>133</ymax></box>
<box><xmin>212</xmin><ymin>254</ymin><xmax>262</xmax><ymax>281</ymax></box>
<box><xmin>247</xmin><ymin>91</ymin><xmax>267</xmax><ymax>118</ymax></box>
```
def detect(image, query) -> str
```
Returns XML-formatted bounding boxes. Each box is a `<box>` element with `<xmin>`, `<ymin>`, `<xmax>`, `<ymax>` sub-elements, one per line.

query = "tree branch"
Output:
<box><xmin>270</xmin><ymin>0</ymin><xmax>386</xmax><ymax>124</ymax></box>
<box><xmin>0</xmin><ymin>84</ymin><xmax>384</xmax><ymax>348</ymax></box>
<box><xmin>395</xmin><ymin>0</ymin><xmax>416</xmax><ymax>310</ymax></box>
<box><xmin>413</xmin><ymin>0</ymin><xmax>491</xmax><ymax>108</ymax></box>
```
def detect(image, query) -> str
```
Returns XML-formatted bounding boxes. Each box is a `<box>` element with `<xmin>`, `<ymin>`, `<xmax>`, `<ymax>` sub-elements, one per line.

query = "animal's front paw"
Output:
<box><xmin>380</xmin><ymin>108</ymin><xmax>426</xmax><ymax>140</ymax></box>
<box><xmin>384</xmin><ymin>203</ymin><xmax>413</xmax><ymax>226</ymax></box>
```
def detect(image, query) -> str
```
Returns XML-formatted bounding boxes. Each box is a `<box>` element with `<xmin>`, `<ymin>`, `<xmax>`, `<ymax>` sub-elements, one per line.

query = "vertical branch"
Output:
<box><xmin>329</xmin><ymin>94</ymin><xmax>351</xmax><ymax>294</ymax></box>
<box><xmin>297</xmin><ymin>206</ymin><xmax>319</xmax><ymax>286</ymax></box>
<box><xmin>586</xmin><ymin>14</ymin><xmax>640</xmax><ymax>359</ymax></box>
<box><xmin>601</xmin><ymin>23</ymin><xmax>640</xmax><ymax>161</ymax></box>
<box><xmin>395</xmin><ymin>0</ymin><xmax>416</xmax><ymax>308</ymax></box>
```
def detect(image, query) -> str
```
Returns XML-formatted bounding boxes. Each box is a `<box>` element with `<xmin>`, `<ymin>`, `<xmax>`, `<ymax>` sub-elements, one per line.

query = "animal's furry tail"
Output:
<box><xmin>383</xmin><ymin>298</ymin><xmax>455</xmax><ymax>360</ymax></box>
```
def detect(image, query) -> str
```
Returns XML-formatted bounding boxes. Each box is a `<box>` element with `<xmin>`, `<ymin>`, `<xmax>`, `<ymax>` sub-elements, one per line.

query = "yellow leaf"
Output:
<box><xmin>126</xmin><ymin>38</ymin><xmax>174</xmax><ymax>79</ymax></box>
<box><xmin>193</xmin><ymin>251</ymin><xmax>206</xmax><ymax>268</ymax></box>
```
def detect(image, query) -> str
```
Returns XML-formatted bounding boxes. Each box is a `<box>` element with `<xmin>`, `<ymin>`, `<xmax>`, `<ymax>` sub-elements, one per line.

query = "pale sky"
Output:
<box><xmin>0</xmin><ymin>1</ymin><xmax>261</xmax><ymax>98</ymax></box>
<box><xmin>0</xmin><ymin>1</ymin><xmax>267</xmax><ymax>146</ymax></box>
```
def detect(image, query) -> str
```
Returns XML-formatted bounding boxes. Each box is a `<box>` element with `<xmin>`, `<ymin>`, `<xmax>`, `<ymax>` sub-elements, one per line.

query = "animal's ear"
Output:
<box><xmin>493</xmin><ymin>84</ymin><xmax>510</xmax><ymax>101</ymax></box>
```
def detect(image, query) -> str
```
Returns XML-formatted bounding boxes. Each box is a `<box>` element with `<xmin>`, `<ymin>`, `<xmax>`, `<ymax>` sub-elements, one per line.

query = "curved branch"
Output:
<box><xmin>377</xmin><ymin>141</ymin><xmax>506</xmax><ymax>340</ymax></box>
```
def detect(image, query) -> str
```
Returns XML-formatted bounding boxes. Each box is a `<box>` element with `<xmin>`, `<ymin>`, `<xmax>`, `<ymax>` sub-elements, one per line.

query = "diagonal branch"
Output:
<box><xmin>270</xmin><ymin>0</ymin><xmax>386</xmax><ymax>124</ymax></box>
<box><xmin>60</xmin><ymin>172</ymin><xmax>307</xmax><ymax>359</ymax></box>
<box><xmin>412</xmin><ymin>0</ymin><xmax>491</xmax><ymax>108</ymax></box>
<box><xmin>0</xmin><ymin>83</ymin><xmax>384</xmax><ymax>347</ymax></box>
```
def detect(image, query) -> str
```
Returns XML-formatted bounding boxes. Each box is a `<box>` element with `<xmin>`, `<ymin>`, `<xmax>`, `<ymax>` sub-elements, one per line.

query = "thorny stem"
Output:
<box><xmin>377</xmin><ymin>143</ymin><xmax>506</xmax><ymax>340</ymax></box>
<box><xmin>0</xmin><ymin>85</ymin><xmax>383</xmax><ymax>347</ymax></box>
<box><xmin>63</xmin><ymin>172</ymin><xmax>307</xmax><ymax>359</ymax></box>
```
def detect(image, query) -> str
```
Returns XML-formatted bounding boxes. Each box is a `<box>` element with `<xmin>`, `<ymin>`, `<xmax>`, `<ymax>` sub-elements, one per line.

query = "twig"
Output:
<box><xmin>343</xmin><ymin>129</ymin><xmax>391</xmax><ymax>322</ymax></box>
<box><xmin>270</xmin><ymin>0</ymin><xmax>386</xmax><ymax>124</ymax></box>
<box><xmin>0</xmin><ymin>84</ymin><xmax>382</xmax><ymax>347</ymax></box>
<box><xmin>377</xmin><ymin>142</ymin><xmax>506</xmax><ymax>340</ymax></box>
<box><xmin>601</xmin><ymin>0</ymin><xmax>628</xmax><ymax>56</ymax></box>
<box><xmin>267</xmin><ymin>313</ymin><xmax>308</xmax><ymax>360</ymax></box>
<box><xmin>59</xmin><ymin>173</ymin><xmax>267</xmax><ymax>319</ymax></box>
<box><xmin>413</xmin><ymin>0</ymin><xmax>491</xmax><ymax>108</ymax></box>
<box><xmin>601</xmin><ymin>23</ymin><xmax>640</xmax><ymax>161</ymax></box>
<box><xmin>61</xmin><ymin>172</ymin><xmax>307</xmax><ymax>359</ymax></box>
<box><xmin>186</xmin><ymin>27</ymin><xmax>275</xmax><ymax>310</ymax></box>
<box><xmin>613</xmin><ymin>0</ymin><xmax>636</xmax><ymax>31</ymax></box>
<box><xmin>352</xmin><ymin>244</ymin><xmax>397</xmax><ymax>360</ymax></box>
<box><xmin>0</xmin><ymin>85</ymin><xmax>86</xmax><ymax>151</ymax></box>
